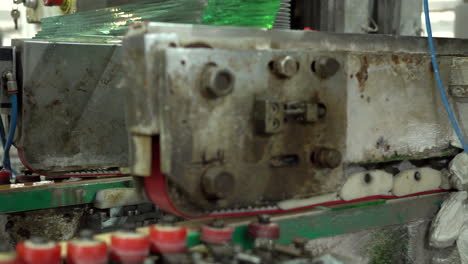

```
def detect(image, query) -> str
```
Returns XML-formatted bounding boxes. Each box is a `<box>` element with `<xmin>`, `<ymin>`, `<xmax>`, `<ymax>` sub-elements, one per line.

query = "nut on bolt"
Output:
<box><xmin>313</xmin><ymin>57</ymin><xmax>340</xmax><ymax>79</ymax></box>
<box><xmin>311</xmin><ymin>148</ymin><xmax>342</xmax><ymax>169</ymax></box>
<box><xmin>272</xmin><ymin>56</ymin><xmax>299</xmax><ymax>78</ymax></box>
<box><xmin>202</xmin><ymin>168</ymin><xmax>235</xmax><ymax>200</ymax></box>
<box><xmin>201</xmin><ymin>64</ymin><xmax>235</xmax><ymax>98</ymax></box>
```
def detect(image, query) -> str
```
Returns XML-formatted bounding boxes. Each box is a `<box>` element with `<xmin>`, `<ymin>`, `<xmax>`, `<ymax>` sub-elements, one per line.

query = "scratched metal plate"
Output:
<box><xmin>17</xmin><ymin>40</ymin><xmax>128</xmax><ymax>172</ymax></box>
<box><xmin>158</xmin><ymin>49</ymin><xmax>346</xmax><ymax>214</ymax></box>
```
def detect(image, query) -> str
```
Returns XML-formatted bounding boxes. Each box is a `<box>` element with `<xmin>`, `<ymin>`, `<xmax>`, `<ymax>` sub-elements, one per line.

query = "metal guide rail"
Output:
<box><xmin>0</xmin><ymin>192</ymin><xmax>446</xmax><ymax>263</ymax></box>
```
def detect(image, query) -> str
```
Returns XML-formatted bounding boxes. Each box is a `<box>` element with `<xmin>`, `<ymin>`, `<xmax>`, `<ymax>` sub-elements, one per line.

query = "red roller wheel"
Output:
<box><xmin>111</xmin><ymin>231</ymin><xmax>150</xmax><ymax>264</ymax></box>
<box><xmin>248</xmin><ymin>214</ymin><xmax>280</xmax><ymax>240</ymax></box>
<box><xmin>16</xmin><ymin>237</ymin><xmax>61</xmax><ymax>264</ymax></box>
<box><xmin>149</xmin><ymin>223</ymin><xmax>187</xmax><ymax>254</ymax></box>
<box><xmin>200</xmin><ymin>220</ymin><xmax>234</xmax><ymax>245</ymax></box>
<box><xmin>67</xmin><ymin>230</ymin><xmax>108</xmax><ymax>264</ymax></box>
<box><xmin>0</xmin><ymin>170</ymin><xmax>10</xmax><ymax>184</ymax></box>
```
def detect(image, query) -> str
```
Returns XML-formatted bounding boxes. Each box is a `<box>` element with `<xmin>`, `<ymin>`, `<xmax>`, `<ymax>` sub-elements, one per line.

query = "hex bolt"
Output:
<box><xmin>272</xmin><ymin>56</ymin><xmax>299</xmax><ymax>78</ymax></box>
<box><xmin>257</xmin><ymin>214</ymin><xmax>271</xmax><ymax>224</ymax></box>
<box><xmin>201</xmin><ymin>65</ymin><xmax>235</xmax><ymax>98</ymax></box>
<box><xmin>202</xmin><ymin>168</ymin><xmax>235</xmax><ymax>200</ymax></box>
<box><xmin>311</xmin><ymin>148</ymin><xmax>342</xmax><ymax>169</ymax></box>
<box><xmin>313</xmin><ymin>57</ymin><xmax>340</xmax><ymax>79</ymax></box>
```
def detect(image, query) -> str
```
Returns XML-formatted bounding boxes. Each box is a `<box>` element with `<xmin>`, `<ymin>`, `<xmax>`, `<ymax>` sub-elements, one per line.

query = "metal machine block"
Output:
<box><xmin>15</xmin><ymin>40</ymin><xmax>128</xmax><ymax>173</ymax></box>
<box><xmin>123</xmin><ymin>23</ymin><xmax>468</xmax><ymax>215</ymax></box>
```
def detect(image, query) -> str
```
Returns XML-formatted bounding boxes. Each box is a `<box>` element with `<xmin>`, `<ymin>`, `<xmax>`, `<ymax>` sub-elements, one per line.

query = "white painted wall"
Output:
<box><xmin>420</xmin><ymin>0</ymin><xmax>459</xmax><ymax>38</ymax></box>
<box><xmin>0</xmin><ymin>2</ymin><xmax>39</xmax><ymax>46</ymax></box>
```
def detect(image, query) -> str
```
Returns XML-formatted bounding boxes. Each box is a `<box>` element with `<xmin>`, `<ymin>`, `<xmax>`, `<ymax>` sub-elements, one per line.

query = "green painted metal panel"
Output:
<box><xmin>185</xmin><ymin>194</ymin><xmax>445</xmax><ymax>249</ymax></box>
<box><xmin>0</xmin><ymin>178</ymin><xmax>133</xmax><ymax>213</ymax></box>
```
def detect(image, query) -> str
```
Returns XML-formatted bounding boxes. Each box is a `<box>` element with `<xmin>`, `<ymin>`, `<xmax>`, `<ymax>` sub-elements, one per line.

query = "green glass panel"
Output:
<box><xmin>201</xmin><ymin>0</ymin><xmax>281</xmax><ymax>28</ymax></box>
<box><xmin>34</xmin><ymin>0</ymin><xmax>282</xmax><ymax>42</ymax></box>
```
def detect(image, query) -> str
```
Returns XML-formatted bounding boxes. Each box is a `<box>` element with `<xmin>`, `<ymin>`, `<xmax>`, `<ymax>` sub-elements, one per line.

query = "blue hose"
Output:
<box><xmin>0</xmin><ymin>116</ymin><xmax>6</xmax><ymax>150</ymax></box>
<box><xmin>3</xmin><ymin>93</ymin><xmax>17</xmax><ymax>175</ymax></box>
<box><xmin>423</xmin><ymin>0</ymin><xmax>468</xmax><ymax>153</ymax></box>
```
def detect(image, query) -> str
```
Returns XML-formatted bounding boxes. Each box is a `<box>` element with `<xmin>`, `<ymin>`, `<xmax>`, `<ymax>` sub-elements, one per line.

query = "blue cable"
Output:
<box><xmin>0</xmin><ymin>117</ymin><xmax>6</xmax><ymax>148</ymax></box>
<box><xmin>423</xmin><ymin>0</ymin><xmax>468</xmax><ymax>153</ymax></box>
<box><xmin>3</xmin><ymin>93</ymin><xmax>18</xmax><ymax>176</ymax></box>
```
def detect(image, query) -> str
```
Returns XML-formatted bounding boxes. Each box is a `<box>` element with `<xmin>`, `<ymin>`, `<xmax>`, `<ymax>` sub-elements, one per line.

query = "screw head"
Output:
<box><xmin>273</xmin><ymin>56</ymin><xmax>298</xmax><ymax>78</ymax></box>
<box><xmin>202</xmin><ymin>168</ymin><xmax>235</xmax><ymax>200</ymax></box>
<box><xmin>201</xmin><ymin>65</ymin><xmax>235</xmax><ymax>98</ymax></box>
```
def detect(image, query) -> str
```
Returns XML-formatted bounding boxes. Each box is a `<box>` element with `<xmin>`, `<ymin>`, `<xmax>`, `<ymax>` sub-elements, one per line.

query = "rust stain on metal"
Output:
<box><xmin>356</xmin><ymin>56</ymin><xmax>369</xmax><ymax>91</ymax></box>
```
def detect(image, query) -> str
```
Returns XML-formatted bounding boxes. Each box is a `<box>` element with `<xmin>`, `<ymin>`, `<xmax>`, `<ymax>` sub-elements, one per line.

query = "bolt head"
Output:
<box><xmin>201</xmin><ymin>65</ymin><xmax>235</xmax><ymax>98</ymax></box>
<box><xmin>312</xmin><ymin>148</ymin><xmax>342</xmax><ymax>169</ymax></box>
<box><xmin>274</xmin><ymin>56</ymin><xmax>298</xmax><ymax>78</ymax></box>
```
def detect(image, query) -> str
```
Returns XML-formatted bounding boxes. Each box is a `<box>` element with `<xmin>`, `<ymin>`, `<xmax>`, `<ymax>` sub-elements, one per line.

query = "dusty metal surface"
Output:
<box><xmin>0</xmin><ymin>206</ymin><xmax>84</xmax><ymax>246</ymax></box>
<box><xmin>345</xmin><ymin>54</ymin><xmax>454</xmax><ymax>163</ymax></box>
<box><xmin>15</xmin><ymin>40</ymin><xmax>128</xmax><ymax>173</ymax></box>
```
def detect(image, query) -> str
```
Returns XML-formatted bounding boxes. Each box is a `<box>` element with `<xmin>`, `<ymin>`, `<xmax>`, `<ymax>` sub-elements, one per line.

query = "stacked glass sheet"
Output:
<box><xmin>34</xmin><ymin>0</ymin><xmax>282</xmax><ymax>42</ymax></box>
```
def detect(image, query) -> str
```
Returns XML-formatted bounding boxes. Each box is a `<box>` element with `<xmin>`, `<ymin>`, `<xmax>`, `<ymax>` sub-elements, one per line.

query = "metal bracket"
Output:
<box><xmin>254</xmin><ymin>99</ymin><xmax>325</xmax><ymax>134</ymax></box>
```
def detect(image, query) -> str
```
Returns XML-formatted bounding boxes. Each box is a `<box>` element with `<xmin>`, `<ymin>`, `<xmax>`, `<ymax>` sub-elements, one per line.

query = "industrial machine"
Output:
<box><xmin>2</xmin><ymin>0</ymin><xmax>468</xmax><ymax>262</ymax></box>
